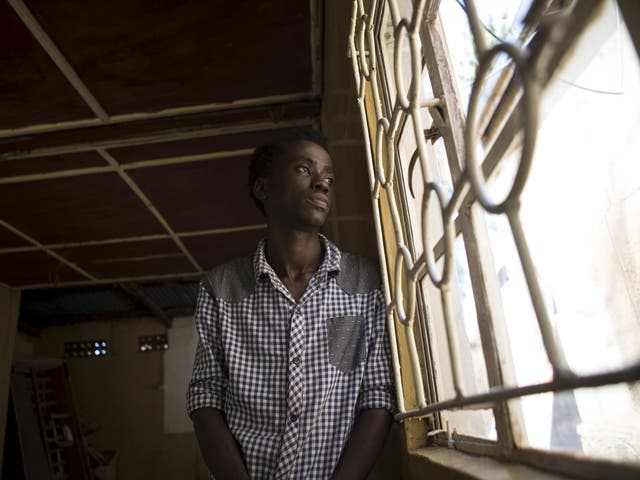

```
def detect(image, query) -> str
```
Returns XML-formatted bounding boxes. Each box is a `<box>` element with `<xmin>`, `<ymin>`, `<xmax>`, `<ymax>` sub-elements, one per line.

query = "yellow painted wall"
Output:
<box><xmin>33</xmin><ymin>317</ymin><xmax>209</xmax><ymax>480</ymax></box>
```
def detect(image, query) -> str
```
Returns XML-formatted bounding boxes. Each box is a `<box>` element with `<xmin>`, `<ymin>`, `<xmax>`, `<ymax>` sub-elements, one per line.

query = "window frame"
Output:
<box><xmin>349</xmin><ymin>0</ymin><xmax>640</xmax><ymax>478</ymax></box>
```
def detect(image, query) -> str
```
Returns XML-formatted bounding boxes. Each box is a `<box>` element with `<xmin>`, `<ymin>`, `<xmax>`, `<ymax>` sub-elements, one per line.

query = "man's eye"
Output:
<box><xmin>297</xmin><ymin>165</ymin><xmax>311</xmax><ymax>175</ymax></box>
<box><xmin>325</xmin><ymin>177</ymin><xmax>335</xmax><ymax>186</ymax></box>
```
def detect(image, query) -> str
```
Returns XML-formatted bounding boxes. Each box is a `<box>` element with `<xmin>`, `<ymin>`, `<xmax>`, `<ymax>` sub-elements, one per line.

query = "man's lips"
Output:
<box><xmin>308</xmin><ymin>194</ymin><xmax>329</xmax><ymax>209</ymax></box>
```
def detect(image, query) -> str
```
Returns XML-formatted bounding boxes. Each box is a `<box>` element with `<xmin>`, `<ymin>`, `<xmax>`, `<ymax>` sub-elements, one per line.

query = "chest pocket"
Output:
<box><xmin>326</xmin><ymin>316</ymin><xmax>366</xmax><ymax>373</ymax></box>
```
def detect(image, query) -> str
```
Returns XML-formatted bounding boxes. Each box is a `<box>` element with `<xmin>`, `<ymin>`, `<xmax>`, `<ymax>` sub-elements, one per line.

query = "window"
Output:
<box><xmin>349</xmin><ymin>0</ymin><xmax>640</xmax><ymax>477</ymax></box>
<box><xmin>64</xmin><ymin>339</ymin><xmax>108</xmax><ymax>358</ymax></box>
<box><xmin>138</xmin><ymin>334</ymin><xmax>169</xmax><ymax>352</ymax></box>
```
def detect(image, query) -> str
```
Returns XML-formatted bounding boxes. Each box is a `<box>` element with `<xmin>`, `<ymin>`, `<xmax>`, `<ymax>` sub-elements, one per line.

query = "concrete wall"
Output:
<box><xmin>0</xmin><ymin>287</ymin><xmax>20</xmax><ymax>476</ymax></box>
<box><xmin>322</xmin><ymin>0</ymin><xmax>378</xmax><ymax>260</ymax></box>
<box><xmin>33</xmin><ymin>317</ymin><xmax>209</xmax><ymax>480</ymax></box>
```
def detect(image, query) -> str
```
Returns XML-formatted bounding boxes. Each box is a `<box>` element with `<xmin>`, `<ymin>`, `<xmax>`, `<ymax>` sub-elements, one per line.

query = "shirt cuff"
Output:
<box><xmin>186</xmin><ymin>385</ymin><xmax>225</xmax><ymax>418</ymax></box>
<box><xmin>356</xmin><ymin>385</ymin><xmax>397</xmax><ymax>416</ymax></box>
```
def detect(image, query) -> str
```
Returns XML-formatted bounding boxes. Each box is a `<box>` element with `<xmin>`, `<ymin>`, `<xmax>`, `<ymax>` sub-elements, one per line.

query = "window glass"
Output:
<box><xmin>397</xmin><ymin>118</ymin><xmax>450</xmax><ymax>252</ymax></box>
<box><xmin>378</xmin><ymin>0</ymin><xmax>416</xmax><ymax>115</ymax></box>
<box><xmin>452</xmin><ymin>235</ymin><xmax>489</xmax><ymax>397</ymax></box>
<box><xmin>351</xmin><ymin>0</ymin><xmax>640</xmax><ymax>468</ymax></box>
<box><xmin>488</xmin><ymin>0</ymin><xmax>640</xmax><ymax>461</ymax></box>
<box><xmin>422</xmin><ymin>236</ymin><xmax>496</xmax><ymax>440</ymax></box>
<box><xmin>439</xmin><ymin>0</ymin><xmax>533</xmax><ymax>111</ymax></box>
<box><xmin>509</xmin><ymin>383</ymin><xmax>640</xmax><ymax>461</ymax></box>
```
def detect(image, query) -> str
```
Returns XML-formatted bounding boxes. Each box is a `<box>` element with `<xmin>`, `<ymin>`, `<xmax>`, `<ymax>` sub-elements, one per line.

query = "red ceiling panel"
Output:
<box><xmin>23</xmin><ymin>0</ymin><xmax>312</xmax><ymax>116</ymax></box>
<box><xmin>0</xmin><ymin>173</ymin><xmax>165</xmax><ymax>244</ymax></box>
<box><xmin>127</xmin><ymin>156</ymin><xmax>264</xmax><ymax>232</ymax></box>
<box><xmin>0</xmin><ymin>250</ymin><xmax>86</xmax><ymax>286</ymax></box>
<box><xmin>182</xmin><ymin>228</ymin><xmax>266</xmax><ymax>270</ymax></box>
<box><xmin>0</xmin><ymin>3</ymin><xmax>93</xmax><ymax>129</ymax></box>
<box><xmin>108</xmin><ymin>128</ymin><xmax>304</xmax><ymax>163</ymax></box>
<box><xmin>0</xmin><ymin>151</ymin><xmax>108</xmax><ymax>178</ymax></box>
<box><xmin>0</xmin><ymin>225</ymin><xmax>30</xmax><ymax>249</ymax></box>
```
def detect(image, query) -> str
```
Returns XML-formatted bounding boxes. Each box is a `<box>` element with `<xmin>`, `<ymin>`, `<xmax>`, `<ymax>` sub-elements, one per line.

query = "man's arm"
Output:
<box><xmin>188</xmin><ymin>284</ymin><xmax>248</xmax><ymax>478</ymax></box>
<box><xmin>330</xmin><ymin>408</ymin><xmax>393</xmax><ymax>480</ymax></box>
<box><xmin>192</xmin><ymin>407</ymin><xmax>250</xmax><ymax>480</ymax></box>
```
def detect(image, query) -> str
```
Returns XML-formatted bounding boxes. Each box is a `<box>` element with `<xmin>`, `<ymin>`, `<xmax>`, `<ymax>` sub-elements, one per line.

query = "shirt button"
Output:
<box><xmin>289</xmin><ymin>413</ymin><xmax>298</xmax><ymax>423</ymax></box>
<box><xmin>292</xmin><ymin>356</ymin><xmax>301</xmax><ymax>366</ymax></box>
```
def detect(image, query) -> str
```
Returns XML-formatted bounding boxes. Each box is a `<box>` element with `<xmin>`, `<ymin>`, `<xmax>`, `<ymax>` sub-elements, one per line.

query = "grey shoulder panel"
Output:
<box><xmin>203</xmin><ymin>256</ymin><xmax>255</xmax><ymax>303</ymax></box>
<box><xmin>335</xmin><ymin>252</ymin><xmax>381</xmax><ymax>295</ymax></box>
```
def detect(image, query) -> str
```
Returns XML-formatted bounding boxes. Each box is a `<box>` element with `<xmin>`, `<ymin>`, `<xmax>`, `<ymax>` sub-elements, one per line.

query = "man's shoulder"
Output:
<box><xmin>335</xmin><ymin>252</ymin><xmax>382</xmax><ymax>295</ymax></box>
<box><xmin>202</xmin><ymin>256</ymin><xmax>255</xmax><ymax>303</ymax></box>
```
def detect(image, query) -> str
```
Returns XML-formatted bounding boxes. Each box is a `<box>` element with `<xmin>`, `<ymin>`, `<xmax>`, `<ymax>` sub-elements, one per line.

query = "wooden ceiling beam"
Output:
<box><xmin>0</xmin><ymin>100</ymin><xmax>321</xmax><ymax>160</ymax></box>
<box><xmin>0</xmin><ymin>224</ymin><xmax>267</xmax><ymax>255</ymax></box>
<box><xmin>0</xmin><ymin>148</ymin><xmax>254</xmax><ymax>186</ymax></box>
<box><xmin>0</xmin><ymin>93</ymin><xmax>318</xmax><ymax>139</ymax></box>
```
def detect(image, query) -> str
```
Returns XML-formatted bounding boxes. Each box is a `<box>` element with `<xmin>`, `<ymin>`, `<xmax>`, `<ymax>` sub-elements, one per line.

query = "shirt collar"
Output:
<box><xmin>253</xmin><ymin>233</ymin><xmax>342</xmax><ymax>282</ymax></box>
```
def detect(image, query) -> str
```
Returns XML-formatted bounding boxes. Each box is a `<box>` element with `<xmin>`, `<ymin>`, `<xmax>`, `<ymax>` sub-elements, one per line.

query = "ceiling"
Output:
<box><xmin>0</xmin><ymin>0</ymin><xmax>323</xmax><ymax>330</ymax></box>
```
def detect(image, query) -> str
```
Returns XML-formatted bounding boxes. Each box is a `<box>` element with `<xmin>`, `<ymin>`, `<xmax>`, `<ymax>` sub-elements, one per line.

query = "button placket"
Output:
<box><xmin>275</xmin><ymin>306</ymin><xmax>306</xmax><ymax>477</ymax></box>
<box><xmin>287</xmin><ymin>307</ymin><xmax>305</xmax><ymax>413</ymax></box>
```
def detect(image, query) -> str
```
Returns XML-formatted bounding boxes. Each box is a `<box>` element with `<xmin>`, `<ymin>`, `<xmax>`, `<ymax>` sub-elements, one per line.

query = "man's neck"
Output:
<box><xmin>265</xmin><ymin>227</ymin><xmax>323</xmax><ymax>284</ymax></box>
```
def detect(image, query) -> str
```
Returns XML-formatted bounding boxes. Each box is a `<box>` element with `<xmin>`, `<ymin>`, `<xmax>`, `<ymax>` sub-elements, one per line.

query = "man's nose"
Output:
<box><xmin>312</xmin><ymin>173</ymin><xmax>330</xmax><ymax>192</ymax></box>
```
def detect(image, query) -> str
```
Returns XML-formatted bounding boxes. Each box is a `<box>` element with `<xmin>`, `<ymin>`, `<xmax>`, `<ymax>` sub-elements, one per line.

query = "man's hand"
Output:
<box><xmin>331</xmin><ymin>408</ymin><xmax>393</xmax><ymax>480</ymax></box>
<box><xmin>192</xmin><ymin>407</ymin><xmax>250</xmax><ymax>480</ymax></box>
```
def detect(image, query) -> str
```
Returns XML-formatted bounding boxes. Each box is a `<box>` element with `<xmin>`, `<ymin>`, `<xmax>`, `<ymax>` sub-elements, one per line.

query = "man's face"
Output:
<box><xmin>259</xmin><ymin>140</ymin><xmax>335</xmax><ymax>230</ymax></box>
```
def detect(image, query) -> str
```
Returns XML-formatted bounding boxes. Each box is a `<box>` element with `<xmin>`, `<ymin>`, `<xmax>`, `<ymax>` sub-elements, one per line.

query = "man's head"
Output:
<box><xmin>248</xmin><ymin>129</ymin><xmax>334</xmax><ymax>230</ymax></box>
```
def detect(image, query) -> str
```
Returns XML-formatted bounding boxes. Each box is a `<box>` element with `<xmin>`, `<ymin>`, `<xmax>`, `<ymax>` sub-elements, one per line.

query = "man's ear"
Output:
<box><xmin>253</xmin><ymin>177</ymin><xmax>268</xmax><ymax>202</ymax></box>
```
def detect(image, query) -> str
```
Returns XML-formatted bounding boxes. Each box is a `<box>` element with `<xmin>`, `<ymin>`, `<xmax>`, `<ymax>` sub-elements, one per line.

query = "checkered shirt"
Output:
<box><xmin>187</xmin><ymin>235</ymin><xmax>396</xmax><ymax>479</ymax></box>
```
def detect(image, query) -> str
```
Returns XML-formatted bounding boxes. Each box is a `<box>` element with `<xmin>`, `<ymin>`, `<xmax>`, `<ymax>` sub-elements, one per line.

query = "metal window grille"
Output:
<box><xmin>349</xmin><ymin>0</ymin><xmax>640</xmax><ymax>477</ymax></box>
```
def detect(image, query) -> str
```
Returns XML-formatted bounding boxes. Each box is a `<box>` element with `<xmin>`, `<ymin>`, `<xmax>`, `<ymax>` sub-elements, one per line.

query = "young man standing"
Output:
<box><xmin>187</xmin><ymin>130</ymin><xmax>396</xmax><ymax>479</ymax></box>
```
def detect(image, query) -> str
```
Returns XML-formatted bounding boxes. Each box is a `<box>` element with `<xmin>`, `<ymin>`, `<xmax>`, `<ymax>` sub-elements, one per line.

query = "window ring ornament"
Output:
<box><xmin>375</xmin><ymin>118</ymin><xmax>396</xmax><ymax>187</ymax></box>
<box><xmin>464</xmin><ymin>42</ymin><xmax>539</xmax><ymax>214</ymax></box>
<box><xmin>393</xmin><ymin>18</ymin><xmax>412</xmax><ymax>111</ymax></box>
<box><xmin>394</xmin><ymin>244</ymin><xmax>417</xmax><ymax>326</ymax></box>
<box><xmin>421</xmin><ymin>181</ymin><xmax>454</xmax><ymax>288</ymax></box>
<box><xmin>357</xmin><ymin>14</ymin><xmax>375</xmax><ymax>81</ymax></box>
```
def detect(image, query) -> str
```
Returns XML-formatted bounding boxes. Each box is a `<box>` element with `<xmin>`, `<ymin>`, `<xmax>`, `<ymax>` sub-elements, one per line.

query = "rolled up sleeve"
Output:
<box><xmin>186</xmin><ymin>282</ymin><xmax>227</xmax><ymax>417</ymax></box>
<box><xmin>356</xmin><ymin>289</ymin><xmax>397</xmax><ymax>415</ymax></box>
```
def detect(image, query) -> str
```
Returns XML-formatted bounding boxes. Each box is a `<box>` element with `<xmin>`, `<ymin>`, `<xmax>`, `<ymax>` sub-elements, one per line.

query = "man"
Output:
<box><xmin>187</xmin><ymin>129</ymin><xmax>396</xmax><ymax>479</ymax></box>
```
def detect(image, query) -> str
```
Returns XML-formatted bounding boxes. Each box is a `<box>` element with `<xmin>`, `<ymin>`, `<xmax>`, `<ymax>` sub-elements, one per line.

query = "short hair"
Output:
<box><xmin>248</xmin><ymin>128</ymin><xmax>328</xmax><ymax>215</ymax></box>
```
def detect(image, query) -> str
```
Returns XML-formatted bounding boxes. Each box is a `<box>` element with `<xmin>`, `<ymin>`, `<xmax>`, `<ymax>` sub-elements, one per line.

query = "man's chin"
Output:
<box><xmin>295</xmin><ymin>214</ymin><xmax>328</xmax><ymax>232</ymax></box>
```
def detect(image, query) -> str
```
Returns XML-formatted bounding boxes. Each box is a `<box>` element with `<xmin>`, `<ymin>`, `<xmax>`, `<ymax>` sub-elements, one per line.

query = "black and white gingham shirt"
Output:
<box><xmin>187</xmin><ymin>235</ymin><xmax>396</xmax><ymax>479</ymax></box>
